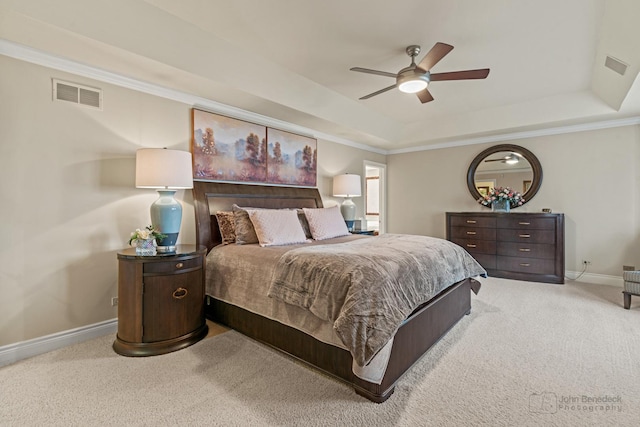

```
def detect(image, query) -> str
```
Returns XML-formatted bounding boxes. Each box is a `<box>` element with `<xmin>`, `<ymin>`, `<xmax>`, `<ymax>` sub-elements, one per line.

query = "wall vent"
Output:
<box><xmin>52</xmin><ymin>79</ymin><xmax>102</xmax><ymax>110</ymax></box>
<box><xmin>604</xmin><ymin>56</ymin><xmax>628</xmax><ymax>76</ymax></box>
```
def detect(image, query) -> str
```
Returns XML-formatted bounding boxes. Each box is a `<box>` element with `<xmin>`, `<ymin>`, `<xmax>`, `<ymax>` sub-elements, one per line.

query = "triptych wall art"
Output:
<box><xmin>191</xmin><ymin>108</ymin><xmax>317</xmax><ymax>187</ymax></box>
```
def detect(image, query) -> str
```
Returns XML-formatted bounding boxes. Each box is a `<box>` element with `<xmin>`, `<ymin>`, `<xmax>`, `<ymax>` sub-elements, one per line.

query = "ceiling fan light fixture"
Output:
<box><xmin>505</xmin><ymin>157</ymin><xmax>519</xmax><ymax>165</ymax></box>
<box><xmin>397</xmin><ymin>70</ymin><xmax>430</xmax><ymax>94</ymax></box>
<box><xmin>398</xmin><ymin>79</ymin><xmax>428</xmax><ymax>93</ymax></box>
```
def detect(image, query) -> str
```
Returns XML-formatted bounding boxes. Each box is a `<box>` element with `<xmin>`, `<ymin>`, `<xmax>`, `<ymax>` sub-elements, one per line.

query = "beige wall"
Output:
<box><xmin>0</xmin><ymin>55</ymin><xmax>383</xmax><ymax>346</ymax></box>
<box><xmin>387</xmin><ymin>125</ymin><xmax>640</xmax><ymax>277</ymax></box>
<box><xmin>4</xmin><ymin>51</ymin><xmax>637</xmax><ymax>348</ymax></box>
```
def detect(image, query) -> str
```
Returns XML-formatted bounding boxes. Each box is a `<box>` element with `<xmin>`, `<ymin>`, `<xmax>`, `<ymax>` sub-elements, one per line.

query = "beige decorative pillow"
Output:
<box><xmin>232</xmin><ymin>204</ymin><xmax>259</xmax><ymax>245</ymax></box>
<box><xmin>246</xmin><ymin>209</ymin><xmax>308</xmax><ymax>247</ymax></box>
<box><xmin>302</xmin><ymin>206</ymin><xmax>350</xmax><ymax>240</ymax></box>
<box><xmin>215</xmin><ymin>211</ymin><xmax>236</xmax><ymax>244</ymax></box>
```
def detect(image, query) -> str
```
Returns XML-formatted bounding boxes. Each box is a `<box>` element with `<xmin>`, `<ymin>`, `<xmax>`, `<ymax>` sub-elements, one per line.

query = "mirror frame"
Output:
<box><xmin>466</xmin><ymin>144</ymin><xmax>543</xmax><ymax>208</ymax></box>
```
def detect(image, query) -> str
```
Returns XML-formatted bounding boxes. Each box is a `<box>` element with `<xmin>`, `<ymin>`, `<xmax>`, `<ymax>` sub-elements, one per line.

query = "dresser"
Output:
<box><xmin>446</xmin><ymin>212</ymin><xmax>565</xmax><ymax>284</ymax></box>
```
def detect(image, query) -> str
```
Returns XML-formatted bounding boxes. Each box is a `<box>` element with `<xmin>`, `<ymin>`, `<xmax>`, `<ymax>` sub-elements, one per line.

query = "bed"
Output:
<box><xmin>193</xmin><ymin>181</ymin><xmax>484</xmax><ymax>402</ymax></box>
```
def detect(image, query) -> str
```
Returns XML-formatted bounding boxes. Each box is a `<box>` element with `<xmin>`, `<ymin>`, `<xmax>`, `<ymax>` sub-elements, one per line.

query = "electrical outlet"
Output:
<box><xmin>111</xmin><ymin>297</ymin><xmax>118</xmax><ymax>306</ymax></box>
<box><xmin>582</xmin><ymin>260</ymin><xmax>591</xmax><ymax>265</ymax></box>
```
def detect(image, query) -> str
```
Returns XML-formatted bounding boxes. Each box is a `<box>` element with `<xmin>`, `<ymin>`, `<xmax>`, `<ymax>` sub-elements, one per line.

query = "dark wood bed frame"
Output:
<box><xmin>193</xmin><ymin>181</ymin><xmax>474</xmax><ymax>403</ymax></box>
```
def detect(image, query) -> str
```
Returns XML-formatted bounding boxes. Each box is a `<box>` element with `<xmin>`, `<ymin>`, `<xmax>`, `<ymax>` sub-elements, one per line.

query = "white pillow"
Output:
<box><xmin>302</xmin><ymin>206</ymin><xmax>350</xmax><ymax>240</ymax></box>
<box><xmin>246</xmin><ymin>209</ymin><xmax>308</xmax><ymax>247</ymax></box>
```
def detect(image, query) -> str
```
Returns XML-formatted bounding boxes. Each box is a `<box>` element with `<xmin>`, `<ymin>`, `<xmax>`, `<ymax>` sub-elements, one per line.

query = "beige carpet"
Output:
<box><xmin>1</xmin><ymin>277</ymin><xmax>639</xmax><ymax>426</ymax></box>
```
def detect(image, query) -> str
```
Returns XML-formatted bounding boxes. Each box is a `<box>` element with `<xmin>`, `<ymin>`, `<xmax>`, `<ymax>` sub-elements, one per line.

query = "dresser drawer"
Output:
<box><xmin>497</xmin><ymin>228</ymin><xmax>555</xmax><ymax>244</ymax></box>
<box><xmin>449</xmin><ymin>215</ymin><xmax>496</xmax><ymax>228</ymax></box>
<box><xmin>144</xmin><ymin>256</ymin><xmax>202</xmax><ymax>274</ymax></box>
<box><xmin>497</xmin><ymin>242</ymin><xmax>555</xmax><ymax>260</ymax></box>
<box><xmin>497</xmin><ymin>217</ymin><xmax>556</xmax><ymax>230</ymax></box>
<box><xmin>497</xmin><ymin>256</ymin><xmax>556</xmax><ymax>275</ymax></box>
<box><xmin>450</xmin><ymin>227</ymin><xmax>496</xmax><ymax>240</ymax></box>
<box><xmin>470</xmin><ymin>253</ymin><xmax>497</xmax><ymax>270</ymax></box>
<box><xmin>451</xmin><ymin>238</ymin><xmax>496</xmax><ymax>254</ymax></box>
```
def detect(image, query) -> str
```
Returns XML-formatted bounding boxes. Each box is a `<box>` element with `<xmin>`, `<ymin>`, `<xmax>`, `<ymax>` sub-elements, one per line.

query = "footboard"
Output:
<box><xmin>205</xmin><ymin>278</ymin><xmax>472</xmax><ymax>403</ymax></box>
<box><xmin>353</xmin><ymin>277</ymin><xmax>472</xmax><ymax>401</ymax></box>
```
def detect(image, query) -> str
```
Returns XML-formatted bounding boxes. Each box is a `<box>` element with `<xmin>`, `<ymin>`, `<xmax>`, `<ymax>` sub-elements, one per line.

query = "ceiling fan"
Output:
<box><xmin>484</xmin><ymin>152</ymin><xmax>523</xmax><ymax>164</ymax></box>
<box><xmin>350</xmin><ymin>42</ymin><xmax>490</xmax><ymax>103</ymax></box>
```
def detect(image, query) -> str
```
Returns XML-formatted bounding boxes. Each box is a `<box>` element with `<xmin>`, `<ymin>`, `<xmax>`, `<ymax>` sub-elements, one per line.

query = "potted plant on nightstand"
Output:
<box><xmin>128</xmin><ymin>225</ymin><xmax>167</xmax><ymax>256</ymax></box>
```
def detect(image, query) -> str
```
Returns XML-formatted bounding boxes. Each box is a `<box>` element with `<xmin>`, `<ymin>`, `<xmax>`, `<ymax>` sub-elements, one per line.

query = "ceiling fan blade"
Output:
<box><xmin>484</xmin><ymin>158</ymin><xmax>506</xmax><ymax>162</ymax></box>
<box><xmin>417</xmin><ymin>42</ymin><xmax>454</xmax><ymax>71</ymax></box>
<box><xmin>416</xmin><ymin>88</ymin><xmax>434</xmax><ymax>104</ymax></box>
<box><xmin>350</xmin><ymin>67</ymin><xmax>397</xmax><ymax>78</ymax></box>
<box><xmin>359</xmin><ymin>84</ymin><xmax>397</xmax><ymax>100</ymax></box>
<box><xmin>430</xmin><ymin>69</ymin><xmax>490</xmax><ymax>81</ymax></box>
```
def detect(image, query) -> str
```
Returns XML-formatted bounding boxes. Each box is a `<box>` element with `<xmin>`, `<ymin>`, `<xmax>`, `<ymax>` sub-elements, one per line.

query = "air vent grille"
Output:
<box><xmin>53</xmin><ymin>79</ymin><xmax>102</xmax><ymax>109</ymax></box>
<box><xmin>604</xmin><ymin>56</ymin><xmax>628</xmax><ymax>76</ymax></box>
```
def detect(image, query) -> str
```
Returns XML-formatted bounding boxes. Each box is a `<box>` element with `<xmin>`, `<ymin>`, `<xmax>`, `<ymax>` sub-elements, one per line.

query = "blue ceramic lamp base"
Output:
<box><xmin>340</xmin><ymin>198</ymin><xmax>356</xmax><ymax>231</ymax></box>
<box><xmin>150</xmin><ymin>190</ymin><xmax>182</xmax><ymax>253</ymax></box>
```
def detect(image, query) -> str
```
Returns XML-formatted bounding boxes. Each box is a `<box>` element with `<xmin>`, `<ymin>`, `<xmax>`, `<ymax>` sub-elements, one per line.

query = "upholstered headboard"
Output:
<box><xmin>192</xmin><ymin>181</ymin><xmax>324</xmax><ymax>253</ymax></box>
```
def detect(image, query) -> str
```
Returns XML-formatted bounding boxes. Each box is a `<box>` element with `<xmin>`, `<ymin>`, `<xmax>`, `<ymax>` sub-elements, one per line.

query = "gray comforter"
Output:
<box><xmin>267</xmin><ymin>234</ymin><xmax>486</xmax><ymax>367</ymax></box>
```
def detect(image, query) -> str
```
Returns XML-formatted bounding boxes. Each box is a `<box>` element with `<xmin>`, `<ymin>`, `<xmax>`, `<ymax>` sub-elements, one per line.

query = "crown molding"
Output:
<box><xmin>2</xmin><ymin>38</ymin><xmax>638</xmax><ymax>157</ymax></box>
<box><xmin>388</xmin><ymin>116</ymin><xmax>640</xmax><ymax>154</ymax></box>
<box><xmin>0</xmin><ymin>39</ymin><xmax>387</xmax><ymax>155</ymax></box>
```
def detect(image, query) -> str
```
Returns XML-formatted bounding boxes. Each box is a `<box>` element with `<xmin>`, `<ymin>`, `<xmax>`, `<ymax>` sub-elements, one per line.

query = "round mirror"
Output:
<box><xmin>467</xmin><ymin>144</ymin><xmax>542</xmax><ymax>208</ymax></box>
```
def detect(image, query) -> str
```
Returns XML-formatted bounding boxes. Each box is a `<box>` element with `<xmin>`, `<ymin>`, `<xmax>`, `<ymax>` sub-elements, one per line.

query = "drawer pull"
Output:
<box><xmin>466</xmin><ymin>231</ymin><xmax>477</xmax><ymax>235</ymax></box>
<box><xmin>172</xmin><ymin>287</ymin><xmax>188</xmax><ymax>299</ymax></box>
<box><xmin>466</xmin><ymin>220</ymin><xmax>477</xmax><ymax>224</ymax></box>
<box><xmin>175</xmin><ymin>262</ymin><xmax>184</xmax><ymax>269</ymax></box>
<box><xmin>519</xmin><ymin>234</ymin><xmax>531</xmax><ymax>238</ymax></box>
<box><xmin>519</xmin><ymin>248</ymin><xmax>531</xmax><ymax>252</ymax></box>
<box><xmin>466</xmin><ymin>244</ymin><xmax>477</xmax><ymax>248</ymax></box>
<box><xmin>519</xmin><ymin>263</ymin><xmax>531</xmax><ymax>267</ymax></box>
<box><xmin>519</xmin><ymin>222</ymin><xmax>531</xmax><ymax>225</ymax></box>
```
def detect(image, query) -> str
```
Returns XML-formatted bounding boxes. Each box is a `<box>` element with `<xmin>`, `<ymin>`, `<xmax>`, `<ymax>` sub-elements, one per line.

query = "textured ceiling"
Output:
<box><xmin>1</xmin><ymin>0</ymin><xmax>639</xmax><ymax>151</ymax></box>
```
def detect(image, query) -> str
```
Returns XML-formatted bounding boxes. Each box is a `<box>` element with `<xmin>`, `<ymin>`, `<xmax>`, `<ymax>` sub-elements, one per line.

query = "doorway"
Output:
<box><xmin>363</xmin><ymin>161</ymin><xmax>386</xmax><ymax>234</ymax></box>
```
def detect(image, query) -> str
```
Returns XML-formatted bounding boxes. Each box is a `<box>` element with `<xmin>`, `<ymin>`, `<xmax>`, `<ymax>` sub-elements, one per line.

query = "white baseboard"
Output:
<box><xmin>565</xmin><ymin>271</ymin><xmax>623</xmax><ymax>287</ymax></box>
<box><xmin>0</xmin><ymin>318</ymin><xmax>117</xmax><ymax>368</ymax></box>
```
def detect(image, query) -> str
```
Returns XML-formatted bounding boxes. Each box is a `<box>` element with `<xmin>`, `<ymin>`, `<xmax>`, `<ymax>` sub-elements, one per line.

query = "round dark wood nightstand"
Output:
<box><xmin>113</xmin><ymin>245</ymin><xmax>209</xmax><ymax>356</ymax></box>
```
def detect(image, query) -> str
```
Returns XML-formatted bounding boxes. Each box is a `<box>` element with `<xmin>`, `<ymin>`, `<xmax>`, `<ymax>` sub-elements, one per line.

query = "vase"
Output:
<box><xmin>492</xmin><ymin>199</ymin><xmax>510</xmax><ymax>213</ymax></box>
<box><xmin>135</xmin><ymin>238</ymin><xmax>157</xmax><ymax>256</ymax></box>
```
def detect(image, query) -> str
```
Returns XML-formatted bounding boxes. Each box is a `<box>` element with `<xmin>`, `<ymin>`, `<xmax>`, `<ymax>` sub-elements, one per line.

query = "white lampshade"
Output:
<box><xmin>135</xmin><ymin>148</ymin><xmax>193</xmax><ymax>189</ymax></box>
<box><xmin>333</xmin><ymin>174</ymin><xmax>362</xmax><ymax>197</ymax></box>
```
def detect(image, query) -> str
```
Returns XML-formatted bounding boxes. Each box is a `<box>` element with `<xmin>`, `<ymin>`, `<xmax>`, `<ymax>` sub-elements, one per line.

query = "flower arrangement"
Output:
<box><xmin>478</xmin><ymin>186</ymin><xmax>524</xmax><ymax>208</ymax></box>
<box><xmin>128</xmin><ymin>225</ymin><xmax>167</xmax><ymax>245</ymax></box>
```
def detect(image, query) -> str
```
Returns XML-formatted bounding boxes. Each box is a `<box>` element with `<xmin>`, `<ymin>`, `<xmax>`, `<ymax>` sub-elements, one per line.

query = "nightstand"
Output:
<box><xmin>351</xmin><ymin>230</ymin><xmax>376</xmax><ymax>236</ymax></box>
<box><xmin>113</xmin><ymin>244</ymin><xmax>208</xmax><ymax>356</ymax></box>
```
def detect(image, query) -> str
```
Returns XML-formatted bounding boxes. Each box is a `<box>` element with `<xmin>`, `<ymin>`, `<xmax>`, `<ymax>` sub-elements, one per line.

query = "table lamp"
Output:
<box><xmin>135</xmin><ymin>148</ymin><xmax>193</xmax><ymax>253</ymax></box>
<box><xmin>333</xmin><ymin>173</ymin><xmax>361</xmax><ymax>231</ymax></box>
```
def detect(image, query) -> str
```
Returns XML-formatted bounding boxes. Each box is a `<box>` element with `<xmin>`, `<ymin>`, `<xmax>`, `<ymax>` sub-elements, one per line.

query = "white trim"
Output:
<box><xmin>564</xmin><ymin>271</ymin><xmax>623</xmax><ymax>287</ymax></box>
<box><xmin>388</xmin><ymin>117</ymin><xmax>640</xmax><ymax>154</ymax></box>
<box><xmin>0</xmin><ymin>319</ymin><xmax>117</xmax><ymax>367</ymax></box>
<box><xmin>1</xmin><ymin>38</ymin><xmax>639</xmax><ymax>156</ymax></box>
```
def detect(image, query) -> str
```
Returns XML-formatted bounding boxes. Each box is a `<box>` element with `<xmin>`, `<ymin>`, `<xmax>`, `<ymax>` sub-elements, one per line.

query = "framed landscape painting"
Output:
<box><xmin>191</xmin><ymin>109</ymin><xmax>267</xmax><ymax>183</ymax></box>
<box><xmin>266</xmin><ymin>128</ymin><xmax>317</xmax><ymax>186</ymax></box>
